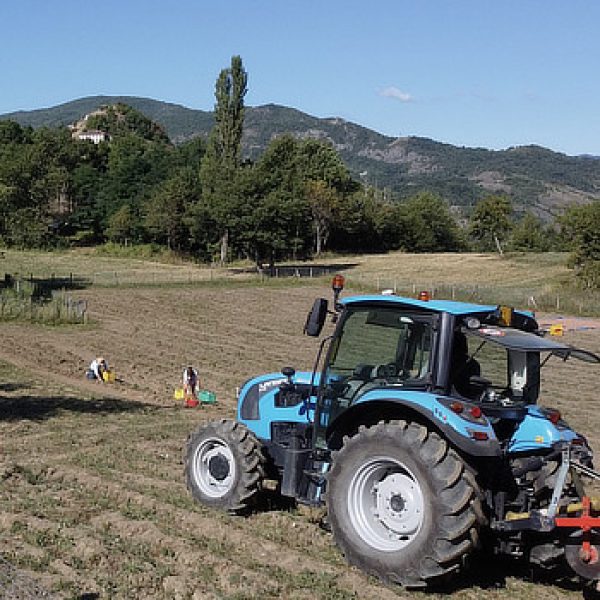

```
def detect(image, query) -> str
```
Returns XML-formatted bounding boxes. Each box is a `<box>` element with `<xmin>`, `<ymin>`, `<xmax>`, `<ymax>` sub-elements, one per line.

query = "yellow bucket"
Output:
<box><xmin>102</xmin><ymin>370</ymin><xmax>116</xmax><ymax>383</ymax></box>
<box><xmin>549</xmin><ymin>324</ymin><xmax>565</xmax><ymax>337</ymax></box>
<box><xmin>173</xmin><ymin>388</ymin><xmax>185</xmax><ymax>400</ymax></box>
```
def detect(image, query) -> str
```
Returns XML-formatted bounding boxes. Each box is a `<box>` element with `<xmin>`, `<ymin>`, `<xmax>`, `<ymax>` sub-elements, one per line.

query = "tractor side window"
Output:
<box><xmin>460</xmin><ymin>336</ymin><xmax>540</xmax><ymax>402</ymax></box>
<box><xmin>465</xmin><ymin>335</ymin><xmax>509</xmax><ymax>388</ymax></box>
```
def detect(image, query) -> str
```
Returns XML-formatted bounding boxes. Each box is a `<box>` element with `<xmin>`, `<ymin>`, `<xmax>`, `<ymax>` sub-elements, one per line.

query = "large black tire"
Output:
<box><xmin>184</xmin><ymin>419</ymin><xmax>265</xmax><ymax>514</ymax></box>
<box><xmin>326</xmin><ymin>420</ymin><xmax>482</xmax><ymax>588</ymax></box>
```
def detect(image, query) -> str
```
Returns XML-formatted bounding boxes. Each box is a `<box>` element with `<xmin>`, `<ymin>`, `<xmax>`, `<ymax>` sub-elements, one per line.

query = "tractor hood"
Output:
<box><xmin>468</xmin><ymin>326</ymin><xmax>600</xmax><ymax>364</ymax></box>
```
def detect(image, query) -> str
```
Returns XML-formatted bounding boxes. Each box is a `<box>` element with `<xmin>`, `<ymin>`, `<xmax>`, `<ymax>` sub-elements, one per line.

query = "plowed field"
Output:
<box><xmin>0</xmin><ymin>281</ymin><xmax>599</xmax><ymax>599</ymax></box>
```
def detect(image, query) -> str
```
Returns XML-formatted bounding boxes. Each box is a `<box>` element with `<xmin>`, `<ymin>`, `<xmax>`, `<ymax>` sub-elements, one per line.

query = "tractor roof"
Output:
<box><xmin>341</xmin><ymin>295</ymin><xmax>499</xmax><ymax>316</ymax></box>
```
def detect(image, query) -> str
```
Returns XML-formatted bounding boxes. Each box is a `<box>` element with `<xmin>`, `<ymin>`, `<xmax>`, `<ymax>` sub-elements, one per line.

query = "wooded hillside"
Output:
<box><xmin>3</xmin><ymin>96</ymin><xmax>600</xmax><ymax>215</ymax></box>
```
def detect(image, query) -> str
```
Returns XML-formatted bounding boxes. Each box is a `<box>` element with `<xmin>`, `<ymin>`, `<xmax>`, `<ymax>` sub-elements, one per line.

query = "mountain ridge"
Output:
<box><xmin>2</xmin><ymin>95</ymin><xmax>599</xmax><ymax>215</ymax></box>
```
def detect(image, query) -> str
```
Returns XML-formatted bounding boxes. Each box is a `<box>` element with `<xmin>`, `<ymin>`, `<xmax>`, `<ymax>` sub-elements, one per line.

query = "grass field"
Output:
<box><xmin>1</xmin><ymin>248</ymin><xmax>598</xmax><ymax>316</ymax></box>
<box><xmin>0</xmin><ymin>250</ymin><xmax>599</xmax><ymax>599</ymax></box>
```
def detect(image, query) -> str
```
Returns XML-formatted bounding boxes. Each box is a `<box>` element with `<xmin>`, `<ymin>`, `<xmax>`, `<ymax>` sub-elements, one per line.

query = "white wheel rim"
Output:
<box><xmin>192</xmin><ymin>437</ymin><xmax>236</xmax><ymax>499</ymax></box>
<box><xmin>347</xmin><ymin>455</ymin><xmax>425</xmax><ymax>552</ymax></box>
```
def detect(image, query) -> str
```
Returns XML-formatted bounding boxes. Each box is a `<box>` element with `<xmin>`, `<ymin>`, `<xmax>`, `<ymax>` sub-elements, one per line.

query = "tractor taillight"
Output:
<box><xmin>449</xmin><ymin>401</ymin><xmax>464</xmax><ymax>414</ymax></box>
<box><xmin>470</xmin><ymin>406</ymin><xmax>482</xmax><ymax>419</ymax></box>
<box><xmin>547</xmin><ymin>409</ymin><xmax>561</xmax><ymax>425</ymax></box>
<box><xmin>470</xmin><ymin>431</ymin><xmax>489</xmax><ymax>441</ymax></box>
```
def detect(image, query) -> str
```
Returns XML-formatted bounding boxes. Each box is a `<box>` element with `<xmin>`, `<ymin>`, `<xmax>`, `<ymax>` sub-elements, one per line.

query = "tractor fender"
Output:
<box><xmin>326</xmin><ymin>391</ymin><xmax>501</xmax><ymax>458</ymax></box>
<box><xmin>507</xmin><ymin>405</ymin><xmax>579</xmax><ymax>453</ymax></box>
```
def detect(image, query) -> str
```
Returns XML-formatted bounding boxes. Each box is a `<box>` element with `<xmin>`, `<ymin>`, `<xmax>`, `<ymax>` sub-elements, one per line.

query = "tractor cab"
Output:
<box><xmin>306</xmin><ymin>279</ymin><xmax>599</xmax><ymax>450</ymax></box>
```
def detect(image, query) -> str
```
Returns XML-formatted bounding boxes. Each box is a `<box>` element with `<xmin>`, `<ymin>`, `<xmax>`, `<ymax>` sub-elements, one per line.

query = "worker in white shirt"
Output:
<box><xmin>88</xmin><ymin>357</ymin><xmax>108</xmax><ymax>382</ymax></box>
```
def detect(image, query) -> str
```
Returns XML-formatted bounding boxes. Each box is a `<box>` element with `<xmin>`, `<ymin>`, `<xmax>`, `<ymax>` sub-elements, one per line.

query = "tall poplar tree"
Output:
<box><xmin>200</xmin><ymin>55</ymin><xmax>248</xmax><ymax>263</ymax></box>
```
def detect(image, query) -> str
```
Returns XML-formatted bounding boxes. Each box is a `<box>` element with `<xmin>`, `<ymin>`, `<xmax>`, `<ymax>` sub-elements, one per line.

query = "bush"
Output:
<box><xmin>0</xmin><ymin>278</ymin><xmax>87</xmax><ymax>324</ymax></box>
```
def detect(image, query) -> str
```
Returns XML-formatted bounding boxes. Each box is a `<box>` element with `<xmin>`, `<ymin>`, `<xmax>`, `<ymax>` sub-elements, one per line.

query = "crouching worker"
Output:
<box><xmin>183</xmin><ymin>366</ymin><xmax>199</xmax><ymax>407</ymax></box>
<box><xmin>87</xmin><ymin>357</ymin><xmax>109</xmax><ymax>383</ymax></box>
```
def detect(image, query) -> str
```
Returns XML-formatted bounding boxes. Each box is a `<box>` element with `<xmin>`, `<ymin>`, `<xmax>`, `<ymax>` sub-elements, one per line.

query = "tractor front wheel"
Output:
<box><xmin>184</xmin><ymin>419</ymin><xmax>265</xmax><ymax>514</ymax></box>
<box><xmin>327</xmin><ymin>420</ymin><xmax>481</xmax><ymax>587</ymax></box>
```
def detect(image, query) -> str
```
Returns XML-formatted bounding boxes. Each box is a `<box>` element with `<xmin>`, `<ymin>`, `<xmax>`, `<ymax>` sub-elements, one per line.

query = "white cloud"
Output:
<box><xmin>379</xmin><ymin>86</ymin><xmax>414</xmax><ymax>102</ymax></box>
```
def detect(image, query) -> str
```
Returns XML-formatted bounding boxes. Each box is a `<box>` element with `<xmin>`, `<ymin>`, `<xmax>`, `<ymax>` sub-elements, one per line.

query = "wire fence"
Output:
<box><xmin>345</xmin><ymin>273</ymin><xmax>600</xmax><ymax>317</ymax></box>
<box><xmin>3</xmin><ymin>265</ymin><xmax>600</xmax><ymax>317</ymax></box>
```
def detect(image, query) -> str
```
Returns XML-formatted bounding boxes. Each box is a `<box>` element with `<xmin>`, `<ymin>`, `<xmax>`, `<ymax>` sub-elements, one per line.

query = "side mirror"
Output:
<box><xmin>304</xmin><ymin>298</ymin><xmax>328</xmax><ymax>337</ymax></box>
<box><xmin>281</xmin><ymin>366</ymin><xmax>295</xmax><ymax>383</ymax></box>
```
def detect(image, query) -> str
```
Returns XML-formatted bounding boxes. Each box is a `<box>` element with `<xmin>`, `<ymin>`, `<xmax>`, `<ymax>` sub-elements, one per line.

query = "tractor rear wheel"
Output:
<box><xmin>326</xmin><ymin>420</ymin><xmax>481</xmax><ymax>588</ymax></box>
<box><xmin>184</xmin><ymin>419</ymin><xmax>265</xmax><ymax>514</ymax></box>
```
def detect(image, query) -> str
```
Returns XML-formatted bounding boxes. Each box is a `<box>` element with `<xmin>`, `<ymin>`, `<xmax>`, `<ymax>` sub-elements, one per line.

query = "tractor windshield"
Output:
<box><xmin>315</xmin><ymin>307</ymin><xmax>435</xmax><ymax>447</ymax></box>
<box><xmin>326</xmin><ymin>307</ymin><xmax>434</xmax><ymax>384</ymax></box>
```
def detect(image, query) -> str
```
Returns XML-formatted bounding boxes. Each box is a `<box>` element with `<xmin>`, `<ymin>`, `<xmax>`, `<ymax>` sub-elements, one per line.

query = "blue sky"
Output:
<box><xmin>1</xmin><ymin>0</ymin><xmax>598</xmax><ymax>156</ymax></box>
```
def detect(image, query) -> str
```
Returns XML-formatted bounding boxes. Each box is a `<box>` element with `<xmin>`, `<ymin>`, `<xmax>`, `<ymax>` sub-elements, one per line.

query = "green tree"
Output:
<box><xmin>560</xmin><ymin>201</ymin><xmax>600</xmax><ymax>288</ymax></box>
<box><xmin>200</xmin><ymin>55</ymin><xmax>248</xmax><ymax>263</ymax></box>
<box><xmin>241</xmin><ymin>136</ymin><xmax>311</xmax><ymax>267</ymax></box>
<box><xmin>330</xmin><ymin>188</ymin><xmax>404</xmax><ymax>254</ymax></box>
<box><xmin>297</xmin><ymin>138</ymin><xmax>356</xmax><ymax>255</ymax></box>
<box><xmin>0</xmin><ymin>124</ymin><xmax>89</xmax><ymax>247</ymax></box>
<box><xmin>468</xmin><ymin>195</ymin><xmax>513</xmax><ymax>253</ymax></box>
<box><xmin>105</xmin><ymin>205</ymin><xmax>136</xmax><ymax>244</ymax></box>
<box><xmin>175</xmin><ymin>136</ymin><xmax>207</xmax><ymax>168</ymax></box>
<box><xmin>68</xmin><ymin>162</ymin><xmax>104</xmax><ymax>242</ymax></box>
<box><xmin>402</xmin><ymin>192</ymin><xmax>465</xmax><ymax>252</ymax></box>
<box><xmin>98</xmin><ymin>133</ymin><xmax>173</xmax><ymax>232</ymax></box>
<box><xmin>4</xmin><ymin>207</ymin><xmax>52</xmax><ymax>248</ymax></box>
<box><xmin>508</xmin><ymin>213</ymin><xmax>555</xmax><ymax>252</ymax></box>
<box><xmin>144</xmin><ymin>168</ymin><xmax>199</xmax><ymax>250</ymax></box>
<box><xmin>305</xmin><ymin>179</ymin><xmax>339</xmax><ymax>256</ymax></box>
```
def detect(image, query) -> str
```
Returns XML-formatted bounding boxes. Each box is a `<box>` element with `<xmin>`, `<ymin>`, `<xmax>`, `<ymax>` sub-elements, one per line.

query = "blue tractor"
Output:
<box><xmin>184</xmin><ymin>276</ymin><xmax>600</xmax><ymax>588</ymax></box>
